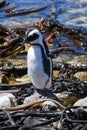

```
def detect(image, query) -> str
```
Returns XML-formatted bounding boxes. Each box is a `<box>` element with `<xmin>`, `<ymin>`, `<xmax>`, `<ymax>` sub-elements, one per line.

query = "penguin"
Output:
<box><xmin>23</xmin><ymin>28</ymin><xmax>55</xmax><ymax>98</ymax></box>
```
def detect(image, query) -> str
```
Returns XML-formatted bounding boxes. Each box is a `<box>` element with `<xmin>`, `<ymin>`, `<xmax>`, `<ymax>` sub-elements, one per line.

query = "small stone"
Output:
<box><xmin>0</xmin><ymin>93</ymin><xmax>17</xmax><ymax>109</ymax></box>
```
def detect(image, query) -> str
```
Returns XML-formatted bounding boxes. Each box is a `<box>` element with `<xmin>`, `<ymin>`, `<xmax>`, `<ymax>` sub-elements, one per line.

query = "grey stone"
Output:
<box><xmin>0</xmin><ymin>93</ymin><xmax>17</xmax><ymax>109</ymax></box>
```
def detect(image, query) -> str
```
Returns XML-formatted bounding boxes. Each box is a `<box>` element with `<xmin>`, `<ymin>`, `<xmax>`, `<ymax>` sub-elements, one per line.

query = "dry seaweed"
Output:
<box><xmin>0</xmin><ymin>24</ymin><xmax>24</xmax><ymax>58</ymax></box>
<box><xmin>0</xmin><ymin>106</ymin><xmax>87</xmax><ymax>129</ymax></box>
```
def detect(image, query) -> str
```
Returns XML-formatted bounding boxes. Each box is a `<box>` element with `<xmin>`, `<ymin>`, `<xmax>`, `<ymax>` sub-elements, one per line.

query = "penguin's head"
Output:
<box><xmin>23</xmin><ymin>28</ymin><xmax>43</xmax><ymax>46</ymax></box>
<box><xmin>23</xmin><ymin>28</ymin><xmax>49</xmax><ymax>54</ymax></box>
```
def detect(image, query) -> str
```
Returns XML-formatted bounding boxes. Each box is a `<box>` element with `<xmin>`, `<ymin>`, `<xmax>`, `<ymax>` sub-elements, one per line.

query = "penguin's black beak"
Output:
<box><xmin>22</xmin><ymin>35</ymin><xmax>33</xmax><ymax>45</ymax></box>
<box><xmin>22</xmin><ymin>36</ymin><xmax>28</xmax><ymax>45</ymax></box>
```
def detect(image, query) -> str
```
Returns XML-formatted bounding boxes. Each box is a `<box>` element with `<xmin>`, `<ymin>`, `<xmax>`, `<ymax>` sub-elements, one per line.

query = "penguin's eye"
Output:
<box><xmin>27</xmin><ymin>33</ymin><xmax>39</xmax><ymax>42</ymax></box>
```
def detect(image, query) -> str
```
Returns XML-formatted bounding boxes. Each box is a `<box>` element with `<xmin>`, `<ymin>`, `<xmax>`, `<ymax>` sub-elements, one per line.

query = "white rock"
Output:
<box><xmin>0</xmin><ymin>93</ymin><xmax>17</xmax><ymax>109</ymax></box>
<box><xmin>74</xmin><ymin>97</ymin><xmax>87</xmax><ymax>106</ymax></box>
<box><xmin>24</xmin><ymin>91</ymin><xmax>40</xmax><ymax>104</ymax></box>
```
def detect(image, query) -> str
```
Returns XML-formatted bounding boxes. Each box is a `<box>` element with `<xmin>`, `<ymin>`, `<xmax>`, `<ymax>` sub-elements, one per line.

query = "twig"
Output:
<box><xmin>3</xmin><ymin>98</ymin><xmax>66</xmax><ymax>111</ymax></box>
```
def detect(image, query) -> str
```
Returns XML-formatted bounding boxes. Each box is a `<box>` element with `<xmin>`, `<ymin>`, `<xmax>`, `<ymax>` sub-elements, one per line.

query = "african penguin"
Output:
<box><xmin>23</xmin><ymin>28</ymin><xmax>53</xmax><ymax>92</ymax></box>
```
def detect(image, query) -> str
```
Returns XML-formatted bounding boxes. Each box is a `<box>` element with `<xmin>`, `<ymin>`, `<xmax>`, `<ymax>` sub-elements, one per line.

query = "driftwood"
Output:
<box><xmin>49</xmin><ymin>47</ymin><xmax>75</xmax><ymax>55</ymax></box>
<box><xmin>0</xmin><ymin>89</ymin><xmax>19</xmax><ymax>93</ymax></box>
<box><xmin>0</xmin><ymin>65</ymin><xmax>27</xmax><ymax>74</ymax></box>
<box><xmin>3</xmin><ymin>98</ymin><xmax>65</xmax><ymax>111</ymax></box>
<box><xmin>0</xmin><ymin>24</ymin><xmax>16</xmax><ymax>37</ymax></box>
<box><xmin>0</xmin><ymin>62</ymin><xmax>86</xmax><ymax>75</ymax></box>
<box><xmin>53</xmin><ymin>62</ymin><xmax>87</xmax><ymax>71</ymax></box>
<box><xmin>0</xmin><ymin>82</ymin><xmax>31</xmax><ymax>88</ymax></box>
<box><xmin>0</xmin><ymin>45</ymin><xmax>24</xmax><ymax>58</ymax></box>
<box><xmin>6</xmin><ymin>5</ymin><xmax>47</xmax><ymax>16</ymax></box>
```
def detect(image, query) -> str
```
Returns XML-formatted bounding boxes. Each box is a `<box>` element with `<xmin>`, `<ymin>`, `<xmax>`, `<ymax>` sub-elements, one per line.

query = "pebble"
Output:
<box><xmin>0</xmin><ymin>93</ymin><xmax>17</xmax><ymax>109</ymax></box>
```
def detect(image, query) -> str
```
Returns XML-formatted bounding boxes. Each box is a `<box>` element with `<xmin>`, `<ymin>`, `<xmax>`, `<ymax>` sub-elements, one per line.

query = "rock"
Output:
<box><xmin>74</xmin><ymin>71</ymin><xmax>87</xmax><ymax>81</ymax></box>
<box><xmin>0</xmin><ymin>93</ymin><xmax>17</xmax><ymax>109</ymax></box>
<box><xmin>24</xmin><ymin>91</ymin><xmax>40</xmax><ymax>104</ymax></box>
<box><xmin>74</xmin><ymin>97</ymin><xmax>87</xmax><ymax>106</ymax></box>
<box><xmin>42</xmin><ymin>101</ymin><xmax>58</xmax><ymax>111</ymax></box>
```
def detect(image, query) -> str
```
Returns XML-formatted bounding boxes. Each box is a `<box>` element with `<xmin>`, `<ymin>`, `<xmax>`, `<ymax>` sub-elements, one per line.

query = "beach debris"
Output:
<box><xmin>0</xmin><ymin>24</ymin><xmax>24</xmax><ymax>58</ymax></box>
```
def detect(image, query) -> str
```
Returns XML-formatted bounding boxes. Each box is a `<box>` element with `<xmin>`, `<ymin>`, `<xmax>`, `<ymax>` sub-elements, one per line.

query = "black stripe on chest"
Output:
<box><xmin>40</xmin><ymin>45</ymin><xmax>51</xmax><ymax>76</ymax></box>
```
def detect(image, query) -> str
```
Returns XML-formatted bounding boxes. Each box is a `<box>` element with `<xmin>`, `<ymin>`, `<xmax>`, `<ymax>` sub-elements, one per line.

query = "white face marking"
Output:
<box><xmin>26</xmin><ymin>29</ymin><xmax>44</xmax><ymax>46</ymax></box>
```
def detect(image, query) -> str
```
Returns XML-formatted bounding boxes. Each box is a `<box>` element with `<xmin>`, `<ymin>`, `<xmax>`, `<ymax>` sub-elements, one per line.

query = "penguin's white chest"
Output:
<box><xmin>27</xmin><ymin>46</ymin><xmax>49</xmax><ymax>89</ymax></box>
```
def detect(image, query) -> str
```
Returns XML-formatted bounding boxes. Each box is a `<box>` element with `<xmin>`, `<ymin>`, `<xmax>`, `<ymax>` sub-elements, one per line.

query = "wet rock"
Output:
<box><xmin>74</xmin><ymin>97</ymin><xmax>87</xmax><ymax>106</ymax></box>
<box><xmin>0</xmin><ymin>93</ymin><xmax>17</xmax><ymax>109</ymax></box>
